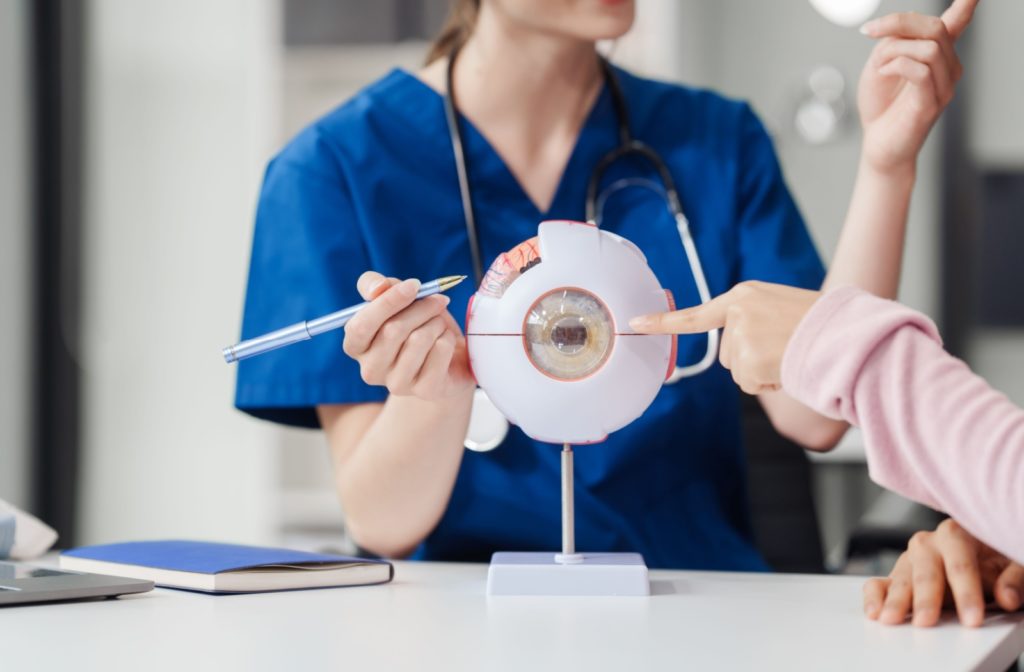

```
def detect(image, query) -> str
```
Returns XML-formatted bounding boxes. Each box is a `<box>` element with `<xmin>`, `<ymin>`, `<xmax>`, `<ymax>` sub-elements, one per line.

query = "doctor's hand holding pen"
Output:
<box><xmin>341</xmin><ymin>272</ymin><xmax>475</xmax><ymax>401</ymax></box>
<box><xmin>857</xmin><ymin>0</ymin><xmax>978</xmax><ymax>175</ymax></box>
<box><xmin>630</xmin><ymin>281</ymin><xmax>1024</xmax><ymax>626</ymax></box>
<box><xmin>316</xmin><ymin>271</ymin><xmax>477</xmax><ymax>558</ymax></box>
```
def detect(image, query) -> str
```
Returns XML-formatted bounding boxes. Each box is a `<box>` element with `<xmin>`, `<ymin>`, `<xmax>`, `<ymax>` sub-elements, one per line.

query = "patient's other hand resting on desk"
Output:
<box><xmin>864</xmin><ymin>519</ymin><xmax>1024</xmax><ymax>628</ymax></box>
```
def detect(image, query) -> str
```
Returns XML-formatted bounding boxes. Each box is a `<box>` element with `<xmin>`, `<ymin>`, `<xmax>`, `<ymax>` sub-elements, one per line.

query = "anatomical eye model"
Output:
<box><xmin>467</xmin><ymin>220</ymin><xmax>678</xmax><ymax>596</ymax></box>
<box><xmin>466</xmin><ymin>220</ymin><xmax>677</xmax><ymax>445</ymax></box>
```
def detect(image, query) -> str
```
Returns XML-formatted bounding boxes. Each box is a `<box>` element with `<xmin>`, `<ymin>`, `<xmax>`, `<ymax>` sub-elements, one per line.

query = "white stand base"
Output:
<box><xmin>486</xmin><ymin>552</ymin><xmax>650</xmax><ymax>596</ymax></box>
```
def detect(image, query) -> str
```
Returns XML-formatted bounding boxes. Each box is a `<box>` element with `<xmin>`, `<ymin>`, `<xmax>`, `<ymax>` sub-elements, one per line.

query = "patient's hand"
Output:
<box><xmin>863</xmin><ymin>519</ymin><xmax>1024</xmax><ymax>627</ymax></box>
<box><xmin>629</xmin><ymin>281</ymin><xmax>819</xmax><ymax>395</ymax></box>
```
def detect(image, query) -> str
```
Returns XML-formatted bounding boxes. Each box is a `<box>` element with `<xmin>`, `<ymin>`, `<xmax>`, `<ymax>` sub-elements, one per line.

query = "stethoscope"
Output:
<box><xmin>444</xmin><ymin>47</ymin><xmax>718</xmax><ymax>450</ymax></box>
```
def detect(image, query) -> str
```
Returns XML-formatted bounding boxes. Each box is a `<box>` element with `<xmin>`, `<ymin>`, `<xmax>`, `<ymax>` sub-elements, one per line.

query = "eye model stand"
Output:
<box><xmin>486</xmin><ymin>444</ymin><xmax>650</xmax><ymax>596</ymax></box>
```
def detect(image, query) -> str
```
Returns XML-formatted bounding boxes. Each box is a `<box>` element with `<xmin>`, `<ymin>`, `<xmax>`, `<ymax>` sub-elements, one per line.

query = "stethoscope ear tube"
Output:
<box><xmin>445</xmin><ymin>47</ymin><xmax>485</xmax><ymax>285</ymax></box>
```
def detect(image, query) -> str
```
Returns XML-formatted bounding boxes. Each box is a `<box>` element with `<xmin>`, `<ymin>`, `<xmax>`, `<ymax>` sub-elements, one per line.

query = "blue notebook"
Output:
<box><xmin>60</xmin><ymin>540</ymin><xmax>393</xmax><ymax>594</ymax></box>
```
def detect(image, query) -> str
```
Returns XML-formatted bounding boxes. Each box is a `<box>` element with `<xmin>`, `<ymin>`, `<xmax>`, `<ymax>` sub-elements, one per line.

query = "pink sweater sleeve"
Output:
<box><xmin>781</xmin><ymin>286</ymin><xmax>1024</xmax><ymax>563</ymax></box>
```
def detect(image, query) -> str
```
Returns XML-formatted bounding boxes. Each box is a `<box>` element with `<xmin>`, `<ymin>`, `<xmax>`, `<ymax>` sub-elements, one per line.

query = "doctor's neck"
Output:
<box><xmin>421</xmin><ymin>3</ymin><xmax>607</xmax><ymax>143</ymax></box>
<box><xmin>460</xmin><ymin>9</ymin><xmax>602</xmax><ymax>106</ymax></box>
<box><xmin>419</xmin><ymin>0</ymin><xmax>633</xmax><ymax>211</ymax></box>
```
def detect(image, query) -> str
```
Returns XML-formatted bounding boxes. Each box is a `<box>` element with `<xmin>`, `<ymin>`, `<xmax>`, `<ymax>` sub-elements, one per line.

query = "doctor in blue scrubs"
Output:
<box><xmin>235</xmin><ymin>0</ymin><xmax>966</xmax><ymax>568</ymax></box>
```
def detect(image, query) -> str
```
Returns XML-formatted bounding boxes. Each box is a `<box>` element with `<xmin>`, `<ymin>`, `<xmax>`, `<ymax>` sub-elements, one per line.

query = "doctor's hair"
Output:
<box><xmin>425</xmin><ymin>0</ymin><xmax>480</xmax><ymax>65</ymax></box>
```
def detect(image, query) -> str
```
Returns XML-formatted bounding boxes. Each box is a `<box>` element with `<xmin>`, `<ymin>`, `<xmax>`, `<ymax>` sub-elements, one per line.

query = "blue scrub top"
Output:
<box><xmin>235</xmin><ymin>67</ymin><xmax>825</xmax><ymax>571</ymax></box>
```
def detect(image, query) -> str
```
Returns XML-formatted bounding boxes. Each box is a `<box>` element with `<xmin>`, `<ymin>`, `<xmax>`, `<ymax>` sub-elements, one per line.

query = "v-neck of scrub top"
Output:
<box><xmin>386</xmin><ymin>68</ymin><xmax>618</xmax><ymax>225</ymax></box>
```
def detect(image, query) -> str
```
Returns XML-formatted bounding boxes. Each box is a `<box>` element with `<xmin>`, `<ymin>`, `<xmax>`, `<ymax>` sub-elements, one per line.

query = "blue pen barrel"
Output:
<box><xmin>221</xmin><ymin>275</ymin><xmax>466</xmax><ymax>364</ymax></box>
<box><xmin>222</xmin><ymin>321</ymin><xmax>314</xmax><ymax>363</ymax></box>
<box><xmin>306</xmin><ymin>305</ymin><xmax>361</xmax><ymax>337</ymax></box>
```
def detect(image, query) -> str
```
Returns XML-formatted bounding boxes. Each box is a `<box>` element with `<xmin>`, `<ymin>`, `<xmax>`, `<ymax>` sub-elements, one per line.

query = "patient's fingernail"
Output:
<box><xmin>629</xmin><ymin>316</ymin><xmax>652</xmax><ymax>330</ymax></box>
<box><xmin>859</xmin><ymin>20</ymin><xmax>878</xmax><ymax>36</ymax></box>
<box><xmin>912</xmin><ymin>609</ymin><xmax>936</xmax><ymax>627</ymax></box>
<box><xmin>864</xmin><ymin>602</ymin><xmax>880</xmax><ymax>618</ymax></box>
<box><xmin>962</xmin><ymin>606</ymin><xmax>984</xmax><ymax>627</ymax></box>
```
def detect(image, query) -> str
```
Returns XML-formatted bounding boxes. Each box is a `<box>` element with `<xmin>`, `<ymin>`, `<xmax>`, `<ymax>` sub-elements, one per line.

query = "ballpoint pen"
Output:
<box><xmin>222</xmin><ymin>275</ymin><xmax>468</xmax><ymax>363</ymax></box>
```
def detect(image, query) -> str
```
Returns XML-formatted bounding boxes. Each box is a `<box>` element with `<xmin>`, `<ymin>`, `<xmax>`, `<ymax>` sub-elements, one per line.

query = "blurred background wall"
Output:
<box><xmin>963</xmin><ymin>0</ymin><xmax>1024</xmax><ymax>412</ymax></box>
<box><xmin>2</xmin><ymin>0</ymin><xmax>1021</xmax><ymax>572</ymax></box>
<box><xmin>77</xmin><ymin>0</ymin><xmax>282</xmax><ymax>544</ymax></box>
<box><xmin>0</xmin><ymin>0</ymin><xmax>32</xmax><ymax>511</ymax></box>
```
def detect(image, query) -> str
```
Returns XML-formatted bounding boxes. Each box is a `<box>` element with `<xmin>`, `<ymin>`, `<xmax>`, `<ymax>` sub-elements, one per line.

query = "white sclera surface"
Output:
<box><xmin>467</xmin><ymin>221</ymin><xmax>672</xmax><ymax>444</ymax></box>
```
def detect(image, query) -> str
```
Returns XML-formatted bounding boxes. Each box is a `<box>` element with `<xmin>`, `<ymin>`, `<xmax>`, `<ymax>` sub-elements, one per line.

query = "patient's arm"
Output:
<box><xmin>782</xmin><ymin>287</ymin><xmax>1024</xmax><ymax>565</ymax></box>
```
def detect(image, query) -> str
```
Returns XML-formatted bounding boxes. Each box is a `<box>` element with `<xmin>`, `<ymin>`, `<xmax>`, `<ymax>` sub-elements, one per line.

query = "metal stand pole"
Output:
<box><xmin>561</xmin><ymin>443</ymin><xmax>574</xmax><ymax>556</ymax></box>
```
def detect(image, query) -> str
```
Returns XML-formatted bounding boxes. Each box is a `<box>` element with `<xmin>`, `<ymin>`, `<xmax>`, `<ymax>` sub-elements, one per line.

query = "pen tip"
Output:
<box><xmin>437</xmin><ymin>274</ymin><xmax>469</xmax><ymax>291</ymax></box>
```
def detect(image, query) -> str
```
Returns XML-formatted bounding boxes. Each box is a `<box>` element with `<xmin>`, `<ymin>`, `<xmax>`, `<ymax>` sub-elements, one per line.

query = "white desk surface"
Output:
<box><xmin>3</xmin><ymin>560</ymin><xmax>1022</xmax><ymax>672</ymax></box>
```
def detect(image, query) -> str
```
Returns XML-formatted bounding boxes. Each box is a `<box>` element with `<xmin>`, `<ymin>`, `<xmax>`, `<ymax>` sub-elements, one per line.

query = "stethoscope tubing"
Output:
<box><xmin>444</xmin><ymin>46</ymin><xmax>718</xmax><ymax>389</ymax></box>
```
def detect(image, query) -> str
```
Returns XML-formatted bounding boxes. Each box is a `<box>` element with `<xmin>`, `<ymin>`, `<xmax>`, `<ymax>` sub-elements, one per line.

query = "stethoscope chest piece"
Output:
<box><xmin>465</xmin><ymin>388</ymin><xmax>509</xmax><ymax>452</ymax></box>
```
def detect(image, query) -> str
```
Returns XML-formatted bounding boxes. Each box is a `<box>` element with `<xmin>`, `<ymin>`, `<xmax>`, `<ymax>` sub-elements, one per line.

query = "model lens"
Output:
<box><xmin>524</xmin><ymin>289</ymin><xmax>614</xmax><ymax>381</ymax></box>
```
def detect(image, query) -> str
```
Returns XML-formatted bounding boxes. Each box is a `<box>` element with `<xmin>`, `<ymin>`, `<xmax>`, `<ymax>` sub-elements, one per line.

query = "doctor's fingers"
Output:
<box><xmin>877</xmin><ymin>58</ymin><xmax>942</xmax><ymax>117</ymax></box>
<box><xmin>862</xmin><ymin>11</ymin><xmax>958</xmax><ymax>45</ymax></box>
<box><xmin>873</xmin><ymin>38</ymin><xmax>958</xmax><ymax>104</ymax></box>
<box><xmin>994</xmin><ymin>562</ymin><xmax>1024</xmax><ymax>613</ymax></box>
<box><xmin>344</xmin><ymin>282</ymin><xmax>440</xmax><ymax>358</ymax></box>
<box><xmin>344</xmin><ymin>278</ymin><xmax>422</xmax><ymax>355</ymax></box>
<box><xmin>941</xmin><ymin>0</ymin><xmax>981</xmax><ymax>41</ymax></box>
<box><xmin>346</xmin><ymin>294</ymin><xmax>450</xmax><ymax>378</ymax></box>
<box><xmin>866</xmin><ymin>12</ymin><xmax>960</xmax><ymax>73</ymax></box>
<box><xmin>436</xmin><ymin>302</ymin><xmax>467</xmax><ymax>339</ymax></box>
<box><xmin>412</xmin><ymin>331</ymin><xmax>458</xmax><ymax>399</ymax></box>
<box><xmin>356</xmin><ymin>271</ymin><xmax>399</xmax><ymax>301</ymax></box>
<box><xmin>384</xmin><ymin>316</ymin><xmax>449</xmax><ymax>396</ymax></box>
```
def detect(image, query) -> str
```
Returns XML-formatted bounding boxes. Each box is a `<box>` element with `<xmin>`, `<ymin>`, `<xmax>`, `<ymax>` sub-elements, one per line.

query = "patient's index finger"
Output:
<box><xmin>942</xmin><ymin>0</ymin><xmax>980</xmax><ymax>40</ymax></box>
<box><xmin>630</xmin><ymin>295</ymin><xmax>729</xmax><ymax>334</ymax></box>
